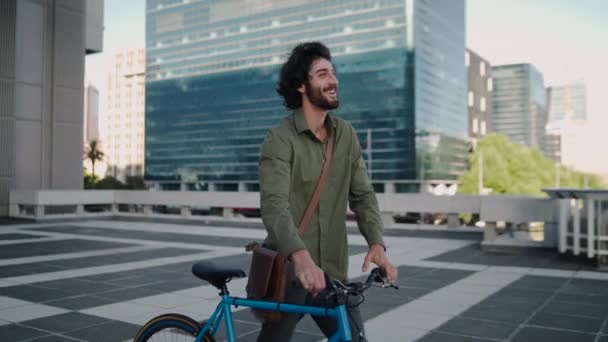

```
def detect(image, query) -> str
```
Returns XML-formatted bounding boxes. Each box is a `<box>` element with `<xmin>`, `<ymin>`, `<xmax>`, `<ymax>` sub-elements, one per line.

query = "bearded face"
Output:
<box><xmin>304</xmin><ymin>58</ymin><xmax>339</xmax><ymax>110</ymax></box>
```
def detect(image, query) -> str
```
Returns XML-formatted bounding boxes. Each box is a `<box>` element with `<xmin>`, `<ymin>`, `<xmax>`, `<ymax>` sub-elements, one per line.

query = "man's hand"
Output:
<box><xmin>290</xmin><ymin>249</ymin><xmax>325</xmax><ymax>295</ymax></box>
<box><xmin>362</xmin><ymin>244</ymin><xmax>398</xmax><ymax>283</ymax></box>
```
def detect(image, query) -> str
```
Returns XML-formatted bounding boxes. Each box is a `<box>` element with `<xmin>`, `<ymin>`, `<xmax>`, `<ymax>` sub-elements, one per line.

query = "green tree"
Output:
<box><xmin>84</xmin><ymin>140</ymin><xmax>104</xmax><ymax>177</ymax></box>
<box><xmin>458</xmin><ymin>134</ymin><xmax>605</xmax><ymax>196</ymax></box>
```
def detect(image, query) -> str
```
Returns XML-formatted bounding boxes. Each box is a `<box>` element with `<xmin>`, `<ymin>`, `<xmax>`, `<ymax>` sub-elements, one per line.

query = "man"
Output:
<box><xmin>257</xmin><ymin>42</ymin><xmax>398</xmax><ymax>342</ymax></box>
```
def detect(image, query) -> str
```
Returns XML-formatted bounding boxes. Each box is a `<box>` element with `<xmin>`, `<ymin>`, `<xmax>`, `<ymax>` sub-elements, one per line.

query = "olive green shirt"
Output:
<box><xmin>259</xmin><ymin>109</ymin><xmax>385</xmax><ymax>280</ymax></box>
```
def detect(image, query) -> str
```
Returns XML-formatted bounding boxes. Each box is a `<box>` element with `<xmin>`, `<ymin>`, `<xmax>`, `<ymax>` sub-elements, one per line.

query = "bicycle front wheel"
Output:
<box><xmin>134</xmin><ymin>313</ymin><xmax>215</xmax><ymax>342</ymax></box>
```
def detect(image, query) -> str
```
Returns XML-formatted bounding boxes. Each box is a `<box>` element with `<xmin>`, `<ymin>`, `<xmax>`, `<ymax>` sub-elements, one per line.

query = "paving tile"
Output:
<box><xmin>0</xmin><ymin>296</ymin><xmax>34</xmax><ymax>310</ymax></box>
<box><xmin>28</xmin><ymin>225</ymin><xmax>253</xmax><ymax>247</ymax></box>
<box><xmin>512</xmin><ymin>273</ymin><xmax>562</xmax><ymax>285</ymax></box>
<box><xmin>542</xmin><ymin>300</ymin><xmax>608</xmax><ymax>319</ymax></box>
<box><xmin>417</xmin><ymin>331</ymin><xmax>499</xmax><ymax>341</ymax></box>
<box><xmin>27</xmin><ymin>334</ymin><xmax>85</xmax><ymax>342</ymax></box>
<box><xmin>29</xmin><ymin>279</ymin><xmax>121</xmax><ymax>295</ymax></box>
<box><xmin>511</xmin><ymin>326</ymin><xmax>596</xmax><ymax>342</ymax></box>
<box><xmin>0</xmin><ymin>324</ymin><xmax>50</xmax><ymax>341</ymax></box>
<box><xmin>21</xmin><ymin>312</ymin><xmax>111</xmax><ymax>334</ymax></box>
<box><xmin>435</xmin><ymin>317</ymin><xmax>517</xmax><ymax>340</ymax></box>
<box><xmin>43</xmin><ymin>295</ymin><xmax>119</xmax><ymax>311</ymax></box>
<box><xmin>0</xmin><ymin>303</ymin><xmax>68</xmax><ymax>323</ymax></box>
<box><xmin>0</xmin><ymin>285</ymin><xmax>77</xmax><ymax>303</ymax></box>
<box><xmin>561</xmin><ymin>279</ymin><xmax>608</xmax><ymax>296</ymax></box>
<box><xmin>0</xmin><ymin>233</ymin><xmax>45</xmax><ymax>240</ymax></box>
<box><xmin>212</xmin><ymin>318</ymin><xmax>262</xmax><ymax>341</ymax></box>
<box><xmin>460</xmin><ymin>304</ymin><xmax>533</xmax><ymax>324</ymax></box>
<box><xmin>63</xmin><ymin>320</ymin><xmax>141</xmax><ymax>342</ymax></box>
<box><xmin>45</xmin><ymin>248</ymin><xmax>201</xmax><ymax>270</ymax></box>
<box><xmin>0</xmin><ymin>264</ymin><xmax>67</xmax><ymax>278</ymax></box>
<box><xmin>528</xmin><ymin>311</ymin><xmax>604</xmax><ymax>333</ymax></box>
<box><xmin>97</xmin><ymin>285</ymin><xmax>166</xmax><ymax>302</ymax></box>
<box><xmin>0</xmin><ymin>239</ymin><xmax>134</xmax><ymax>259</ymax></box>
<box><xmin>553</xmin><ymin>293</ymin><xmax>608</xmax><ymax>307</ymax></box>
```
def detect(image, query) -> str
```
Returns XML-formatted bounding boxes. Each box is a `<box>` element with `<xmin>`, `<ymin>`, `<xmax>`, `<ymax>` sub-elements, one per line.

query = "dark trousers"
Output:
<box><xmin>256</xmin><ymin>277</ymin><xmax>366</xmax><ymax>342</ymax></box>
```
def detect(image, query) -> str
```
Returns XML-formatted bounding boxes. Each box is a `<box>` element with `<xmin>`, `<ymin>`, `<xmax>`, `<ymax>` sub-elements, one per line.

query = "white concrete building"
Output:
<box><xmin>103</xmin><ymin>48</ymin><xmax>146</xmax><ymax>182</ymax></box>
<box><xmin>84</xmin><ymin>83</ymin><xmax>100</xmax><ymax>144</ymax></box>
<box><xmin>0</xmin><ymin>0</ymin><xmax>104</xmax><ymax>216</ymax></box>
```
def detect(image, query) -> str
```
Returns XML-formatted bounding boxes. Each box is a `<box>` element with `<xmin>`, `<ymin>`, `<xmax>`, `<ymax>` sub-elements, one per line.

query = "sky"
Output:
<box><xmin>467</xmin><ymin>0</ymin><xmax>608</xmax><ymax>126</ymax></box>
<box><xmin>86</xmin><ymin>0</ymin><xmax>608</xmax><ymax>127</ymax></box>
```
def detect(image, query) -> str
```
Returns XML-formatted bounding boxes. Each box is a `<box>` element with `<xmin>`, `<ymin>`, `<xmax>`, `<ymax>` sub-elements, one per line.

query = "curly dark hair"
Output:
<box><xmin>276</xmin><ymin>42</ymin><xmax>332</xmax><ymax>110</ymax></box>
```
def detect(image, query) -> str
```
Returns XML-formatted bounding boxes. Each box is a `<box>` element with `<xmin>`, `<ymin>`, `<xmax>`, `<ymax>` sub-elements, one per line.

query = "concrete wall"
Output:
<box><xmin>0</xmin><ymin>0</ymin><xmax>103</xmax><ymax>216</ymax></box>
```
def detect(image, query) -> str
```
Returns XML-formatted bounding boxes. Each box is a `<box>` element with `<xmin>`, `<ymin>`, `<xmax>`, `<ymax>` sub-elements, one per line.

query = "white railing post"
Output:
<box><xmin>222</xmin><ymin>208</ymin><xmax>233</xmax><ymax>218</ymax></box>
<box><xmin>9</xmin><ymin>203</ymin><xmax>20</xmax><ymax>217</ymax></box>
<box><xmin>573</xmin><ymin>199</ymin><xmax>581</xmax><ymax>255</ymax></box>
<box><xmin>559</xmin><ymin>199</ymin><xmax>568</xmax><ymax>253</ymax></box>
<box><xmin>143</xmin><ymin>205</ymin><xmax>153</xmax><ymax>216</ymax></box>
<box><xmin>34</xmin><ymin>205</ymin><xmax>44</xmax><ymax>219</ymax></box>
<box><xmin>587</xmin><ymin>199</ymin><xmax>595</xmax><ymax>258</ymax></box>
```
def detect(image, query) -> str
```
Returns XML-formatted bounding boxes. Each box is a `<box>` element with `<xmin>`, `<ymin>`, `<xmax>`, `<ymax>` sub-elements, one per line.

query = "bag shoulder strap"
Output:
<box><xmin>297</xmin><ymin>131</ymin><xmax>335</xmax><ymax>236</ymax></box>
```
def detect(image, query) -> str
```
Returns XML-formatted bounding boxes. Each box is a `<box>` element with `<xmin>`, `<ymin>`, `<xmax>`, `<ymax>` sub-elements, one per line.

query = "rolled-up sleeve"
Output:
<box><xmin>259</xmin><ymin>131</ymin><xmax>306</xmax><ymax>256</ymax></box>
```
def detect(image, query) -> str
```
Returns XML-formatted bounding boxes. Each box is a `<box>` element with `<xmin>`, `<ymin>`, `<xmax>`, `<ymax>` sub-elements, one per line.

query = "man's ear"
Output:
<box><xmin>297</xmin><ymin>82</ymin><xmax>306</xmax><ymax>95</ymax></box>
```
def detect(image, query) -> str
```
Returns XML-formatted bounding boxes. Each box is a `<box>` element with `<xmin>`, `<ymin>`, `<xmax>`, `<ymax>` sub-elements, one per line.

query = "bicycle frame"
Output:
<box><xmin>197</xmin><ymin>293</ymin><xmax>352</xmax><ymax>342</ymax></box>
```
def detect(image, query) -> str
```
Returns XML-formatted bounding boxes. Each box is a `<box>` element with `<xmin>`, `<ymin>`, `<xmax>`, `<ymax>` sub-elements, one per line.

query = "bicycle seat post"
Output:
<box><xmin>219</xmin><ymin>284</ymin><xmax>229</xmax><ymax>296</ymax></box>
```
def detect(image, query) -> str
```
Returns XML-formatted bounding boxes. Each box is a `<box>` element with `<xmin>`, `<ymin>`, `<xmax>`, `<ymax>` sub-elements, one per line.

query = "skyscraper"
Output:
<box><xmin>466</xmin><ymin>48</ymin><xmax>493</xmax><ymax>142</ymax></box>
<box><xmin>145</xmin><ymin>0</ymin><xmax>467</xmax><ymax>193</ymax></box>
<box><xmin>544</xmin><ymin>82</ymin><xmax>588</xmax><ymax>162</ymax></box>
<box><xmin>491</xmin><ymin>64</ymin><xmax>547</xmax><ymax>149</ymax></box>
<box><xmin>547</xmin><ymin>83</ymin><xmax>587</xmax><ymax>123</ymax></box>
<box><xmin>104</xmin><ymin>48</ymin><xmax>146</xmax><ymax>182</ymax></box>
<box><xmin>84</xmin><ymin>83</ymin><xmax>100</xmax><ymax>144</ymax></box>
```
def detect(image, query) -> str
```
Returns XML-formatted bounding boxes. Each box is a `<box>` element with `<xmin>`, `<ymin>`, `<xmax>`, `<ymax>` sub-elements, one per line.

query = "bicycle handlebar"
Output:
<box><xmin>325</xmin><ymin>267</ymin><xmax>399</xmax><ymax>300</ymax></box>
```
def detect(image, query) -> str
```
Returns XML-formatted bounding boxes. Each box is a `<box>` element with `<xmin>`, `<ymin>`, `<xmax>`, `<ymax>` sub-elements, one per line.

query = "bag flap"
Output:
<box><xmin>246</xmin><ymin>246</ymin><xmax>277</xmax><ymax>299</ymax></box>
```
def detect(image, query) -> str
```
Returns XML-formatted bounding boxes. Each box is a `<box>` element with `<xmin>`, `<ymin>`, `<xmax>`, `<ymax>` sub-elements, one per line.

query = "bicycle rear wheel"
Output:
<box><xmin>134</xmin><ymin>313</ymin><xmax>215</xmax><ymax>342</ymax></box>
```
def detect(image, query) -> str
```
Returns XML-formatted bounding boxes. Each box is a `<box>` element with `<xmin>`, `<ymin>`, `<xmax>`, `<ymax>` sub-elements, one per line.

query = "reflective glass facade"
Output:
<box><xmin>491</xmin><ymin>64</ymin><xmax>547</xmax><ymax>149</ymax></box>
<box><xmin>145</xmin><ymin>0</ymin><xmax>467</xmax><ymax>190</ymax></box>
<box><xmin>547</xmin><ymin>83</ymin><xmax>587</xmax><ymax>123</ymax></box>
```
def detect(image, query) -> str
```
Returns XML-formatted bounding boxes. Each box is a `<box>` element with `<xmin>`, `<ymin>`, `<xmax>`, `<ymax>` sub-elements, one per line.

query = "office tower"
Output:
<box><xmin>547</xmin><ymin>83</ymin><xmax>587</xmax><ymax>123</ymax></box>
<box><xmin>466</xmin><ymin>48</ymin><xmax>493</xmax><ymax>142</ymax></box>
<box><xmin>491</xmin><ymin>64</ymin><xmax>547</xmax><ymax>149</ymax></box>
<box><xmin>84</xmin><ymin>83</ymin><xmax>100</xmax><ymax>143</ymax></box>
<box><xmin>146</xmin><ymin>0</ymin><xmax>467</xmax><ymax>193</ymax></box>
<box><xmin>104</xmin><ymin>48</ymin><xmax>146</xmax><ymax>181</ymax></box>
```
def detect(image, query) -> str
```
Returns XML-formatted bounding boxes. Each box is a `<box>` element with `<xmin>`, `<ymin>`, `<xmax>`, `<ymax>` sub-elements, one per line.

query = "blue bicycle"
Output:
<box><xmin>134</xmin><ymin>261</ymin><xmax>398</xmax><ymax>342</ymax></box>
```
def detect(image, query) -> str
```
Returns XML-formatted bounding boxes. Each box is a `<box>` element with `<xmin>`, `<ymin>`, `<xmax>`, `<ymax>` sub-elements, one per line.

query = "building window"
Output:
<box><xmin>481</xmin><ymin>121</ymin><xmax>487</xmax><ymax>135</ymax></box>
<box><xmin>487</xmin><ymin>77</ymin><xmax>493</xmax><ymax>91</ymax></box>
<box><xmin>468</xmin><ymin>91</ymin><xmax>474</xmax><ymax>107</ymax></box>
<box><xmin>480</xmin><ymin>97</ymin><xmax>486</xmax><ymax>112</ymax></box>
<box><xmin>473</xmin><ymin>118</ymin><xmax>479</xmax><ymax>133</ymax></box>
<box><xmin>465</xmin><ymin>51</ymin><xmax>470</xmax><ymax>67</ymax></box>
<box><xmin>480</xmin><ymin>62</ymin><xmax>486</xmax><ymax>76</ymax></box>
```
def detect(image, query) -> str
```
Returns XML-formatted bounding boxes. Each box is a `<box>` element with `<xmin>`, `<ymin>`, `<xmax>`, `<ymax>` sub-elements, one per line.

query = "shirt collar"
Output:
<box><xmin>293</xmin><ymin>108</ymin><xmax>337</xmax><ymax>135</ymax></box>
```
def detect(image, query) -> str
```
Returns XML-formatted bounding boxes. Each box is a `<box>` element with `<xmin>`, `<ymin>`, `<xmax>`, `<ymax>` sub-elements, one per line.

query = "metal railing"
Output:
<box><xmin>545</xmin><ymin>189</ymin><xmax>608</xmax><ymax>265</ymax></box>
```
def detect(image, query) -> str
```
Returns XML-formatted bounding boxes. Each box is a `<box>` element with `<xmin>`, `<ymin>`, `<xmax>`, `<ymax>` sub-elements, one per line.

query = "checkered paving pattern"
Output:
<box><xmin>0</xmin><ymin>219</ymin><xmax>606</xmax><ymax>341</ymax></box>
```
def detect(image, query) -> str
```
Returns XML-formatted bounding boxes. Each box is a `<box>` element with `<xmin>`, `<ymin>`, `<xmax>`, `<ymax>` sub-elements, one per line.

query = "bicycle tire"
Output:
<box><xmin>133</xmin><ymin>313</ymin><xmax>215</xmax><ymax>342</ymax></box>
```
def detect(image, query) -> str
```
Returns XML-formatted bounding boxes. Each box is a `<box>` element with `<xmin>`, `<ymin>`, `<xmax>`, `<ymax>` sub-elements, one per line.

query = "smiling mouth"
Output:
<box><xmin>325</xmin><ymin>88</ymin><xmax>338</xmax><ymax>96</ymax></box>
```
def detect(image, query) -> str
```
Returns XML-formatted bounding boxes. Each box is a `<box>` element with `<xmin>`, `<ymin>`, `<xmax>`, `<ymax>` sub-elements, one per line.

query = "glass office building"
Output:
<box><xmin>491</xmin><ymin>64</ymin><xmax>547</xmax><ymax>149</ymax></box>
<box><xmin>145</xmin><ymin>0</ymin><xmax>467</xmax><ymax>192</ymax></box>
<box><xmin>547</xmin><ymin>83</ymin><xmax>587</xmax><ymax>123</ymax></box>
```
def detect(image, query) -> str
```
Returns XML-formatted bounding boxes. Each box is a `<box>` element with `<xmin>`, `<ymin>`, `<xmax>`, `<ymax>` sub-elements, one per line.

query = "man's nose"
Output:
<box><xmin>329</xmin><ymin>73</ymin><xmax>339</xmax><ymax>85</ymax></box>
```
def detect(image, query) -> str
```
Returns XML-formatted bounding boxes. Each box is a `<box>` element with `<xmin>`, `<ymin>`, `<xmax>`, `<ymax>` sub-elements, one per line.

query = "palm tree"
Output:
<box><xmin>84</xmin><ymin>140</ymin><xmax>104</xmax><ymax>177</ymax></box>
